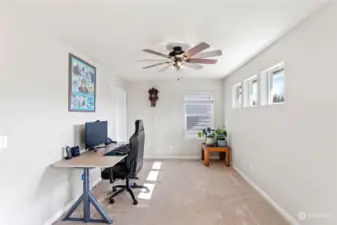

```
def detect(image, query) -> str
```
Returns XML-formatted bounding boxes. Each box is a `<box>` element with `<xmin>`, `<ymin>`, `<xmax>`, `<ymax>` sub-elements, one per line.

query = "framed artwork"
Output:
<box><xmin>68</xmin><ymin>53</ymin><xmax>96</xmax><ymax>112</ymax></box>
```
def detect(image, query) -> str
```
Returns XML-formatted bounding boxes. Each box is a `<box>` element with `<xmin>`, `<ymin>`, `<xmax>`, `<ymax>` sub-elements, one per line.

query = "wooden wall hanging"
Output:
<box><xmin>148</xmin><ymin>87</ymin><xmax>159</xmax><ymax>107</ymax></box>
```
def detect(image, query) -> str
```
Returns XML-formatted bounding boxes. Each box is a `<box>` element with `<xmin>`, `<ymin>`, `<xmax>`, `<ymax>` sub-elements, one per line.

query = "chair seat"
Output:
<box><xmin>101</xmin><ymin>162</ymin><xmax>129</xmax><ymax>180</ymax></box>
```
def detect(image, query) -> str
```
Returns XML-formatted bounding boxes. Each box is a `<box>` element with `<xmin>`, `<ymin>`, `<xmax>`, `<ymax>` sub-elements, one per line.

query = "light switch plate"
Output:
<box><xmin>0</xmin><ymin>136</ymin><xmax>8</xmax><ymax>149</ymax></box>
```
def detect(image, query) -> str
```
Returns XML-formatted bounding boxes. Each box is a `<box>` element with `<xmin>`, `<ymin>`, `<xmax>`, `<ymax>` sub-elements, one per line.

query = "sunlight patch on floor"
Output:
<box><xmin>138</xmin><ymin>183</ymin><xmax>156</xmax><ymax>200</ymax></box>
<box><xmin>138</xmin><ymin>161</ymin><xmax>162</xmax><ymax>200</ymax></box>
<box><xmin>152</xmin><ymin>162</ymin><xmax>162</xmax><ymax>170</ymax></box>
<box><xmin>146</xmin><ymin>170</ymin><xmax>159</xmax><ymax>181</ymax></box>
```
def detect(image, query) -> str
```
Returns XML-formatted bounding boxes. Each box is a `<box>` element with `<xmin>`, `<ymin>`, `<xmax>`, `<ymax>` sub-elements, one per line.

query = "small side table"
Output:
<box><xmin>201</xmin><ymin>144</ymin><xmax>231</xmax><ymax>167</ymax></box>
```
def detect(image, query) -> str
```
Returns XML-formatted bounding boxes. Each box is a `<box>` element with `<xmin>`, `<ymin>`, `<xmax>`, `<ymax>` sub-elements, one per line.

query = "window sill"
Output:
<box><xmin>263</xmin><ymin>102</ymin><xmax>285</xmax><ymax>106</ymax></box>
<box><xmin>269</xmin><ymin>102</ymin><xmax>285</xmax><ymax>105</ymax></box>
<box><xmin>185</xmin><ymin>136</ymin><xmax>203</xmax><ymax>140</ymax></box>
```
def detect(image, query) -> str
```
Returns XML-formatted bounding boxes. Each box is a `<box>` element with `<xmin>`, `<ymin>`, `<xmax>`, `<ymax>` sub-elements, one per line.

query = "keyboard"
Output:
<box><xmin>104</xmin><ymin>145</ymin><xmax>129</xmax><ymax>156</ymax></box>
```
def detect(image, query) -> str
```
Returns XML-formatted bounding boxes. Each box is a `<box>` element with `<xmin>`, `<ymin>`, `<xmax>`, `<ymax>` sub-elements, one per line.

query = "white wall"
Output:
<box><xmin>126</xmin><ymin>79</ymin><xmax>223</xmax><ymax>158</ymax></box>
<box><xmin>224</xmin><ymin>3</ymin><xmax>337</xmax><ymax>225</ymax></box>
<box><xmin>0</xmin><ymin>11</ymin><xmax>125</xmax><ymax>225</ymax></box>
<box><xmin>114</xmin><ymin>87</ymin><xmax>128</xmax><ymax>142</ymax></box>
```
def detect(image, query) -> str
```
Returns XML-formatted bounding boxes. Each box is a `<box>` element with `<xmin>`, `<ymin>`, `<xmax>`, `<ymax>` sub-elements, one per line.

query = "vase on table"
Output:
<box><xmin>205</xmin><ymin>137</ymin><xmax>214</xmax><ymax>146</ymax></box>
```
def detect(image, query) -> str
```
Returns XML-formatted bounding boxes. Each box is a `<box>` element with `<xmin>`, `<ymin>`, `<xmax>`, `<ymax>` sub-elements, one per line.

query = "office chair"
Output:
<box><xmin>101</xmin><ymin>120</ymin><xmax>148</xmax><ymax>205</ymax></box>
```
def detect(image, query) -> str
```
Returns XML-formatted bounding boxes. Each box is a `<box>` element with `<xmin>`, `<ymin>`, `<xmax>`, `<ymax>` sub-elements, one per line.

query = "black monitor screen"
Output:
<box><xmin>85</xmin><ymin>121</ymin><xmax>108</xmax><ymax>149</ymax></box>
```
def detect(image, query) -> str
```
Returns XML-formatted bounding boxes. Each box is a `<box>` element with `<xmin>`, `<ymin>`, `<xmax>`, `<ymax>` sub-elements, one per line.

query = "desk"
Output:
<box><xmin>53</xmin><ymin>144</ymin><xmax>126</xmax><ymax>224</ymax></box>
<box><xmin>201</xmin><ymin>144</ymin><xmax>231</xmax><ymax>167</ymax></box>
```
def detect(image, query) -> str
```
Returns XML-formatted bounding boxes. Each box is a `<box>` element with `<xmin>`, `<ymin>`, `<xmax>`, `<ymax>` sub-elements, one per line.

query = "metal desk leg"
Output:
<box><xmin>89</xmin><ymin>192</ymin><xmax>112</xmax><ymax>222</ymax></box>
<box><xmin>83</xmin><ymin>168</ymin><xmax>91</xmax><ymax>222</ymax></box>
<box><xmin>63</xmin><ymin>194</ymin><xmax>83</xmax><ymax>220</ymax></box>
<box><xmin>63</xmin><ymin>168</ymin><xmax>113</xmax><ymax>224</ymax></box>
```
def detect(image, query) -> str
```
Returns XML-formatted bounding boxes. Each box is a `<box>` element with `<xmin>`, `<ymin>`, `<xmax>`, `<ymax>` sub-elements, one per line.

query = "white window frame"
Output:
<box><xmin>184</xmin><ymin>92</ymin><xmax>214</xmax><ymax>138</ymax></box>
<box><xmin>268</xmin><ymin>63</ymin><xmax>285</xmax><ymax>105</ymax></box>
<box><xmin>243</xmin><ymin>75</ymin><xmax>258</xmax><ymax>107</ymax></box>
<box><xmin>232</xmin><ymin>82</ymin><xmax>243</xmax><ymax>109</ymax></box>
<box><xmin>268</xmin><ymin>69</ymin><xmax>285</xmax><ymax>105</ymax></box>
<box><xmin>261</xmin><ymin>62</ymin><xmax>285</xmax><ymax>106</ymax></box>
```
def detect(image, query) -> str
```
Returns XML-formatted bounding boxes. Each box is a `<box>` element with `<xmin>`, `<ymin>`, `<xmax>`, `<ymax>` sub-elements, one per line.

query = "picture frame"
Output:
<box><xmin>68</xmin><ymin>53</ymin><xmax>96</xmax><ymax>112</ymax></box>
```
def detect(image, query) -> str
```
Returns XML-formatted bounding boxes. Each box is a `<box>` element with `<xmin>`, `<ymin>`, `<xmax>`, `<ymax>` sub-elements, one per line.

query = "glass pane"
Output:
<box><xmin>186</xmin><ymin>115</ymin><xmax>212</xmax><ymax>132</ymax></box>
<box><xmin>250</xmin><ymin>80</ymin><xmax>258</xmax><ymax>106</ymax></box>
<box><xmin>185</xmin><ymin>104</ymin><xmax>212</xmax><ymax>115</ymax></box>
<box><xmin>185</xmin><ymin>93</ymin><xmax>212</xmax><ymax>100</ymax></box>
<box><xmin>236</xmin><ymin>85</ymin><xmax>242</xmax><ymax>107</ymax></box>
<box><xmin>271</xmin><ymin>71</ymin><xmax>285</xmax><ymax>103</ymax></box>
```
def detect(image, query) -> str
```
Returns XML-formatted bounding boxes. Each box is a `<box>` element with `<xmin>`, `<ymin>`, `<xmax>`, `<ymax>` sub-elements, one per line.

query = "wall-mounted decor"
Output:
<box><xmin>148</xmin><ymin>87</ymin><xmax>159</xmax><ymax>107</ymax></box>
<box><xmin>68</xmin><ymin>53</ymin><xmax>96</xmax><ymax>112</ymax></box>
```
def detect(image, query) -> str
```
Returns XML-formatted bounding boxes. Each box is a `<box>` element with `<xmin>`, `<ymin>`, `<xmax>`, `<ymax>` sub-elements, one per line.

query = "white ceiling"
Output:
<box><xmin>5</xmin><ymin>0</ymin><xmax>330</xmax><ymax>80</ymax></box>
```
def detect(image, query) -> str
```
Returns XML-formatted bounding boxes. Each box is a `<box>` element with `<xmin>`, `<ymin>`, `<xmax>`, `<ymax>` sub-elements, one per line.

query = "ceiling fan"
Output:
<box><xmin>140</xmin><ymin>42</ymin><xmax>222</xmax><ymax>72</ymax></box>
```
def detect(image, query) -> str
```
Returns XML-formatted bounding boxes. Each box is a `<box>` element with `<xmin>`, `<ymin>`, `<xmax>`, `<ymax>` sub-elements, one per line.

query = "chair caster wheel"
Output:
<box><xmin>112</xmin><ymin>187</ymin><xmax>117</xmax><ymax>192</ymax></box>
<box><xmin>133</xmin><ymin>200</ymin><xmax>138</xmax><ymax>205</ymax></box>
<box><xmin>132</xmin><ymin>182</ymin><xmax>138</xmax><ymax>188</ymax></box>
<box><xmin>109</xmin><ymin>199</ymin><xmax>115</xmax><ymax>204</ymax></box>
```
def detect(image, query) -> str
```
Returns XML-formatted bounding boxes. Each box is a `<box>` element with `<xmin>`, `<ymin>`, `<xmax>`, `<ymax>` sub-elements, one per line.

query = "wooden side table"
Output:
<box><xmin>201</xmin><ymin>144</ymin><xmax>231</xmax><ymax>167</ymax></box>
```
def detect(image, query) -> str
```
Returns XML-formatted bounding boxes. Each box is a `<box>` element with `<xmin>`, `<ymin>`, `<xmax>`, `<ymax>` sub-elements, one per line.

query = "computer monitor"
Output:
<box><xmin>85</xmin><ymin>121</ymin><xmax>108</xmax><ymax>150</ymax></box>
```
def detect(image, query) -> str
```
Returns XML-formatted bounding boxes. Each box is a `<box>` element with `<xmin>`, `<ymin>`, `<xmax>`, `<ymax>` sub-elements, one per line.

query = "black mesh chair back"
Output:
<box><xmin>125</xmin><ymin>120</ymin><xmax>145</xmax><ymax>178</ymax></box>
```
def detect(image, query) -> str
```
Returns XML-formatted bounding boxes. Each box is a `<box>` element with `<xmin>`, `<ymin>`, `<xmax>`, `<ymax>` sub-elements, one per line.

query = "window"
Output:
<box><xmin>232</xmin><ymin>83</ymin><xmax>243</xmax><ymax>108</ymax></box>
<box><xmin>244</xmin><ymin>75</ymin><xmax>258</xmax><ymax>107</ymax></box>
<box><xmin>260</xmin><ymin>62</ymin><xmax>285</xmax><ymax>105</ymax></box>
<box><xmin>269</xmin><ymin>68</ymin><xmax>285</xmax><ymax>104</ymax></box>
<box><xmin>184</xmin><ymin>92</ymin><xmax>214</xmax><ymax>137</ymax></box>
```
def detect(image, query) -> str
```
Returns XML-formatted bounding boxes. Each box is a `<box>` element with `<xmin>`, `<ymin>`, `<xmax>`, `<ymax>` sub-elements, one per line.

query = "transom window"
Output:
<box><xmin>244</xmin><ymin>75</ymin><xmax>258</xmax><ymax>107</ymax></box>
<box><xmin>232</xmin><ymin>83</ymin><xmax>243</xmax><ymax>108</ymax></box>
<box><xmin>269</xmin><ymin>68</ymin><xmax>285</xmax><ymax>104</ymax></box>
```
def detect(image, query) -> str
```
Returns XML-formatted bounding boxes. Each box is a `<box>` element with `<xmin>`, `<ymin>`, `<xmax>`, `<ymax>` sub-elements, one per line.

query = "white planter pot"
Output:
<box><xmin>205</xmin><ymin>137</ymin><xmax>214</xmax><ymax>145</ymax></box>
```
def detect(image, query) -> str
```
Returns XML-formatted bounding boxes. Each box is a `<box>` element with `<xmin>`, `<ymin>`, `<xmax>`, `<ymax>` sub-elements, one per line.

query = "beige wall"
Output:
<box><xmin>126</xmin><ymin>79</ymin><xmax>223</xmax><ymax>158</ymax></box>
<box><xmin>0</xmin><ymin>11</ymin><xmax>125</xmax><ymax>225</ymax></box>
<box><xmin>224</xmin><ymin>3</ymin><xmax>337</xmax><ymax>225</ymax></box>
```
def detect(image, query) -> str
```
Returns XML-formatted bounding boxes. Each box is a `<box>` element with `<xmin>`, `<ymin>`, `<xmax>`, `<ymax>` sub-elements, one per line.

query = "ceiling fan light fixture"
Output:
<box><xmin>174</xmin><ymin>61</ymin><xmax>184</xmax><ymax>70</ymax></box>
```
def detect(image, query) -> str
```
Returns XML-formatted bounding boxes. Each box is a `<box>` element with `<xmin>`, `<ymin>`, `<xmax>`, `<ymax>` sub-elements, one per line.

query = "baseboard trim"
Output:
<box><xmin>43</xmin><ymin>178</ymin><xmax>102</xmax><ymax>225</ymax></box>
<box><xmin>233</xmin><ymin>165</ymin><xmax>300</xmax><ymax>225</ymax></box>
<box><xmin>144</xmin><ymin>156</ymin><xmax>220</xmax><ymax>160</ymax></box>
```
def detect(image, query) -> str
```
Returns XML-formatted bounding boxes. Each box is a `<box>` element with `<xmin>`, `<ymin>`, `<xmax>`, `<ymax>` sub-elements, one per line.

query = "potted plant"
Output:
<box><xmin>215</xmin><ymin>128</ymin><xmax>227</xmax><ymax>147</ymax></box>
<box><xmin>198</xmin><ymin>127</ymin><xmax>216</xmax><ymax>145</ymax></box>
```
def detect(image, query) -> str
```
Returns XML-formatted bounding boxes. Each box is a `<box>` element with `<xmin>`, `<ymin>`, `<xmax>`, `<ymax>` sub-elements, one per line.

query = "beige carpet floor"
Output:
<box><xmin>54</xmin><ymin>160</ymin><xmax>289</xmax><ymax>225</ymax></box>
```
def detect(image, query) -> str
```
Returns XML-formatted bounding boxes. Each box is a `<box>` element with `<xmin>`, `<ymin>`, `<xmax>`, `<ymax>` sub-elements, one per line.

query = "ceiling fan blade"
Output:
<box><xmin>143</xmin><ymin>49</ymin><xmax>169</xmax><ymax>58</ymax></box>
<box><xmin>142</xmin><ymin>61</ymin><xmax>170</xmax><ymax>69</ymax></box>
<box><xmin>184</xmin><ymin>62</ymin><xmax>203</xmax><ymax>70</ymax></box>
<box><xmin>187</xmin><ymin>58</ymin><xmax>218</xmax><ymax>64</ymax></box>
<box><xmin>194</xmin><ymin>49</ymin><xmax>222</xmax><ymax>58</ymax></box>
<box><xmin>158</xmin><ymin>63</ymin><xmax>173</xmax><ymax>72</ymax></box>
<box><xmin>136</xmin><ymin>59</ymin><xmax>169</xmax><ymax>62</ymax></box>
<box><xmin>184</xmin><ymin>42</ymin><xmax>210</xmax><ymax>58</ymax></box>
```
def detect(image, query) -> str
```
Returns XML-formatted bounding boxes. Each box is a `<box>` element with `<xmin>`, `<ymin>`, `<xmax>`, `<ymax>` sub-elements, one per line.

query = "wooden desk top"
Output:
<box><xmin>53</xmin><ymin>144</ymin><xmax>127</xmax><ymax>169</ymax></box>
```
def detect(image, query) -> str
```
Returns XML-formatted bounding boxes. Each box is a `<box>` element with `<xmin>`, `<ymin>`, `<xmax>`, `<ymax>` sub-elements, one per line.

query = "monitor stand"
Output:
<box><xmin>89</xmin><ymin>144</ymin><xmax>106</xmax><ymax>152</ymax></box>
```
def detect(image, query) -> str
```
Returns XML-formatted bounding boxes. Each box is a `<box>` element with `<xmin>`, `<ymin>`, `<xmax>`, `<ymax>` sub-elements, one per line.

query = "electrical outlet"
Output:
<box><xmin>0</xmin><ymin>136</ymin><xmax>8</xmax><ymax>149</ymax></box>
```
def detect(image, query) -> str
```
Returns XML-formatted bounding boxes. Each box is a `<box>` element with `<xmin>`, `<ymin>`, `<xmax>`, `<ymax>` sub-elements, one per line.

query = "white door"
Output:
<box><xmin>115</xmin><ymin>87</ymin><xmax>127</xmax><ymax>142</ymax></box>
